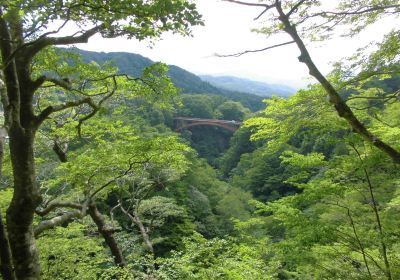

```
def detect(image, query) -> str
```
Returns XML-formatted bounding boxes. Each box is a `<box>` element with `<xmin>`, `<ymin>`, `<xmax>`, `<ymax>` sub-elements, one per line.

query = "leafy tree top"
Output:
<box><xmin>1</xmin><ymin>0</ymin><xmax>203</xmax><ymax>43</ymax></box>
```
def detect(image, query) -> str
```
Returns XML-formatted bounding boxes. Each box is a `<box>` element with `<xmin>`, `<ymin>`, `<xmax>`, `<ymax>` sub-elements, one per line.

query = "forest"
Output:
<box><xmin>0</xmin><ymin>0</ymin><xmax>399</xmax><ymax>279</ymax></box>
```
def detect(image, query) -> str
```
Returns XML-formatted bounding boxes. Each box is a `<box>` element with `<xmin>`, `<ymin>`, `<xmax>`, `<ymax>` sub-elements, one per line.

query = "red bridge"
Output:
<box><xmin>174</xmin><ymin>117</ymin><xmax>242</xmax><ymax>132</ymax></box>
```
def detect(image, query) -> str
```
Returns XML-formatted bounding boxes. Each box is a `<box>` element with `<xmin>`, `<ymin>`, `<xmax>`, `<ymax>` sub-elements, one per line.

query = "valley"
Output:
<box><xmin>0</xmin><ymin>1</ymin><xmax>399</xmax><ymax>280</ymax></box>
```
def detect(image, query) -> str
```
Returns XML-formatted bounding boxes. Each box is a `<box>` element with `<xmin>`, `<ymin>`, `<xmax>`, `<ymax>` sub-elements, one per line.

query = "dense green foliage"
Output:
<box><xmin>16</xmin><ymin>47</ymin><xmax>397</xmax><ymax>279</ymax></box>
<box><xmin>1</xmin><ymin>1</ymin><xmax>399</xmax><ymax>279</ymax></box>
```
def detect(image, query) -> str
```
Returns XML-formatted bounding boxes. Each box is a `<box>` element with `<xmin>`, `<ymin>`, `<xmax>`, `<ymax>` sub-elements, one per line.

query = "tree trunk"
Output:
<box><xmin>6</xmin><ymin>127</ymin><xmax>41</xmax><ymax>280</ymax></box>
<box><xmin>132</xmin><ymin>213</ymin><xmax>154</xmax><ymax>255</ymax></box>
<box><xmin>87</xmin><ymin>202</ymin><xmax>126</xmax><ymax>267</ymax></box>
<box><xmin>363</xmin><ymin>167</ymin><xmax>392</xmax><ymax>280</ymax></box>
<box><xmin>0</xmin><ymin>213</ymin><xmax>15</xmax><ymax>280</ymax></box>
<box><xmin>0</xmin><ymin>133</ymin><xmax>16</xmax><ymax>280</ymax></box>
<box><xmin>0</xmin><ymin>11</ymin><xmax>42</xmax><ymax>279</ymax></box>
<box><xmin>351</xmin><ymin>144</ymin><xmax>393</xmax><ymax>280</ymax></box>
<box><xmin>119</xmin><ymin>205</ymin><xmax>154</xmax><ymax>255</ymax></box>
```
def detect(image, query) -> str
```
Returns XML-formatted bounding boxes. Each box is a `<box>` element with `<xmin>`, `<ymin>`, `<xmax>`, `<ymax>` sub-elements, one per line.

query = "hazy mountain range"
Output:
<box><xmin>68</xmin><ymin>48</ymin><xmax>295</xmax><ymax>110</ymax></box>
<box><xmin>200</xmin><ymin>75</ymin><xmax>295</xmax><ymax>97</ymax></box>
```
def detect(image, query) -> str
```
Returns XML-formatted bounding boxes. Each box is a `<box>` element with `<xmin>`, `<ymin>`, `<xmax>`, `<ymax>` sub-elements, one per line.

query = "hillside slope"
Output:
<box><xmin>73</xmin><ymin>48</ymin><xmax>221</xmax><ymax>95</ymax></box>
<box><xmin>68</xmin><ymin>48</ymin><xmax>268</xmax><ymax>111</ymax></box>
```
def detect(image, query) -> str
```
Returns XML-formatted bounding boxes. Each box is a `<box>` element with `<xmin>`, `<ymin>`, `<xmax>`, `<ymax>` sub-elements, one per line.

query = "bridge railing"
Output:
<box><xmin>174</xmin><ymin>117</ymin><xmax>242</xmax><ymax>125</ymax></box>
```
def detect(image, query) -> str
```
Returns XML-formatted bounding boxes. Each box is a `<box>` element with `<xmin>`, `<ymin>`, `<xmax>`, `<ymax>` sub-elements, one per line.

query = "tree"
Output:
<box><xmin>179</xmin><ymin>95</ymin><xmax>216</xmax><ymax>119</ymax></box>
<box><xmin>223</xmin><ymin>0</ymin><xmax>400</xmax><ymax>163</ymax></box>
<box><xmin>239</xmin><ymin>77</ymin><xmax>400</xmax><ymax>279</ymax></box>
<box><xmin>215</xmin><ymin>100</ymin><xmax>250</xmax><ymax>121</ymax></box>
<box><xmin>155</xmin><ymin>233</ymin><xmax>271</xmax><ymax>280</ymax></box>
<box><xmin>32</xmin><ymin>113</ymin><xmax>193</xmax><ymax>268</ymax></box>
<box><xmin>0</xmin><ymin>1</ymin><xmax>202</xmax><ymax>278</ymax></box>
<box><xmin>217</xmin><ymin>126</ymin><xmax>257</xmax><ymax>177</ymax></box>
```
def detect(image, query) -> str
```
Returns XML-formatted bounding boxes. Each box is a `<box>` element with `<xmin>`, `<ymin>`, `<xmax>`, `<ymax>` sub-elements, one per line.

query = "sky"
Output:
<box><xmin>74</xmin><ymin>0</ymin><xmax>395</xmax><ymax>89</ymax></box>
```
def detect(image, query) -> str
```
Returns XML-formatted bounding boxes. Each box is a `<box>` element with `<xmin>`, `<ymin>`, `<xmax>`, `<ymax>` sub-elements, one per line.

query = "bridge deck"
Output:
<box><xmin>174</xmin><ymin>117</ymin><xmax>242</xmax><ymax>125</ymax></box>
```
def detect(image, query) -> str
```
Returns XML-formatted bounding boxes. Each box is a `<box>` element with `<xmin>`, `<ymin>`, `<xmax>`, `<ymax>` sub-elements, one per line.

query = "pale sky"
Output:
<box><xmin>74</xmin><ymin>0</ymin><xmax>395</xmax><ymax>89</ymax></box>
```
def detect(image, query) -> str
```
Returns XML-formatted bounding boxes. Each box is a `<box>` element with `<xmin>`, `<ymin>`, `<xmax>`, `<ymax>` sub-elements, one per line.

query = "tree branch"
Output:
<box><xmin>35</xmin><ymin>97</ymin><xmax>94</xmax><ymax>126</ymax></box>
<box><xmin>223</xmin><ymin>0</ymin><xmax>274</xmax><ymax>8</ymax></box>
<box><xmin>88</xmin><ymin>158</ymin><xmax>143</xmax><ymax>200</ymax></box>
<box><xmin>350</xmin><ymin>143</ymin><xmax>393</xmax><ymax>280</ymax></box>
<box><xmin>287</xmin><ymin>0</ymin><xmax>308</xmax><ymax>17</ymax></box>
<box><xmin>317</xmin><ymin>5</ymin><xmax>400</xmax><ymax>17</ymax></box>
<box><xmin>34</xmin><ymin>211</ymin><xmax>82</xmax><ymax>237</ymax></box>
<box><xmin>216</xmin><ymin>41</ymin><xmax>295</xmax><ymax>57</ymax></box>
<box><xmin>1</xmin><ymin>17</ymin><xmax>71</xmax><ymax>71</ymax></box>
<box><xmin>23</xmin><ymin>24</ymin><xmax>105</xmax><ymax>63</ymax></box>
<box><xmin>52</xmin><ymin>138</ymin><xmax>68</xmax><ymax>163</ymax></box>
<box><xmin>76</xmin><ymin>76</ymin><xmax>117</xmax><ymax>137</ymax></box>
<box><xmin>327</xmin><ymin>202</ymin><xmax>373</xmax><ymax>279</ymax></box>
<box><xmin>32</xmin><ymin>75</ymin><xmax>73</xmax><ymax>92</ymax></box>
<box><xmin>87</xmin><ymin>202</ymin><xmax>126</xmax><ymax>266</ymax></box>
<box><xmin>35</xmin><ymin>201</ymin><xmax>82</xmax><ymax>217</ymax></box>
<box><xmin>274</xmin><ymin>2</ymin><xmax>400</xmax><ymax>164</ymax></box>
<box><xmin>118</xmin><ymin>201</ymin><xmax>154</xmax><ymax>254</ymax></box>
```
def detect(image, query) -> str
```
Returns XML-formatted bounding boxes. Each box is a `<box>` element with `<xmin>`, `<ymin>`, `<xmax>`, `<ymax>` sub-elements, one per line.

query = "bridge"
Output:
<box><xmin>174</xmin><ymin>117</ymin><xmax>242</xmax><ymax>132</ymax></box>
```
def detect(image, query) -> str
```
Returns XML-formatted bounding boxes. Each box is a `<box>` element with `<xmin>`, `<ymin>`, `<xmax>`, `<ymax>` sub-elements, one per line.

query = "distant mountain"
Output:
<box><xmin>65</xmin><ymin>48</ymin><xmax>267</xmax><ymax>111</ymax></box>
<box><xmin>71</xmin><ymin>48</ymin><xmax>222</xmax><ymax>95</ymax></box>
<box><xmin>200</xmin><ymin>75</ymin><xmax>295</xmax><ymax>97</ymax></box>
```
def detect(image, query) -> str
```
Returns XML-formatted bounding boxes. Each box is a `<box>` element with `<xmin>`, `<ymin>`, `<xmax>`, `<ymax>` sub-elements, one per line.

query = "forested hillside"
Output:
<box><xmin>72</xmin><ymin>48</ymin><xmax>266</xmax><ymax>111</ymax></box>
<box><xmin>0</xmin><ymin>1</ymin><xmax>399</xmax><ymax>280</ymax></box>
<box><xmin>73</xmin><ymin>48</ymin><xmax>221</xmax><ymax>95</ymax></box>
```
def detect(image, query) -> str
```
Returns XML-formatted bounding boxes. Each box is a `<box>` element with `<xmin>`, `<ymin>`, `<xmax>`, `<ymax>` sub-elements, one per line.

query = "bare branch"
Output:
<box><xmin>223</xmin><ymin>0</ymin><xmax>274</xmax><ymax>8</ymax></box>
<box><xmin>216</xmin><ymin>41</ymin><xmax>295</xmax><ymax>57</ymax></box>
<box><xmin>35</xmin><ymin>17</ymin><xmax>71</xmax><ymax>40</ymax></box>
<box><xmin>254</xmin><ymin>8</ymin><xmax>269</xmax><ymax>20</ymax></box>
<box><xmin>371</xmin><ymin>113</ymin><xmax>396</xmax><ymax>129</ymax></box>
<box><xmin>317</xmin><ymin>4</ymin><xmax>400</xmax><ymax>17</ymax></box>
<box><xmin>223</xmin><ymin>0</ymin><xmax>276</xmax><ymax>20</ymax></box>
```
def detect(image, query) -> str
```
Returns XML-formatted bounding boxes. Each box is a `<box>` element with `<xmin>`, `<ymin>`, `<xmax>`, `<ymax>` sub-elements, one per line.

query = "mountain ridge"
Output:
<box><xmin>200</xmin><ymin>75</ymin><xmax>295</xmax><ymax>97</ymax></box>
<box><xmin>72</xmin><ymin>48</ymin><xmax>223</xmax><ymax>95</ymax></box>
<box><xmin>65</xmin><ymin>48</ymin><xmax>292</xmax><ymax>111</ymax></box>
